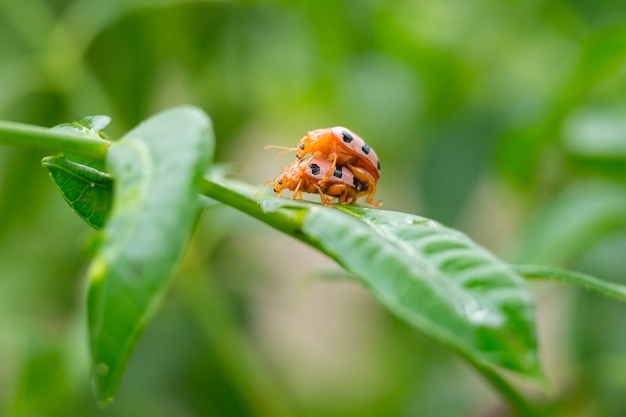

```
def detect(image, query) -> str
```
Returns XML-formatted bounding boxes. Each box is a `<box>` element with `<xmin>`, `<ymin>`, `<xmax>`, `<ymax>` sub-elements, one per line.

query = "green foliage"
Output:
<box><xmin>12</xmin><ymin>109</ymin><xmax>624</xmax><ymax>415</ymax></box>
<box><xmin>513</xmin><ymin>181</ymin><xmax>626</xmax><ymax>265</ymax></box>
<box><xmin>4</xmin><ymin>105</ymin><xmax>626</xmax><ymax>416</ymax></box>
<box><xmin>41</xmin><ymin>115</ymin><xmax>114</xmax><ymax>228</ymax></box>
<box><xmin>266</xmin><ymin>200</ymin><xmax>540</xmax><ymax>378</ymax></box>
<box><xmin>85</xmin><ymin>107</ymin><xmax>213</xmax><ymax>401</ymax></box>
<box><xmin>51</xmin><ymin>115</ymin><xmax>112</xmax><ymax>140</ymax></box>
<box><xmin>42</xmin><ymin>155</ymin><xmax>113</xmax><ymax>229</ymax></box>
<box><xmin>3</xmin><ymin>1</ymin><xmax>626</xmax><ymax>416</ymax></box>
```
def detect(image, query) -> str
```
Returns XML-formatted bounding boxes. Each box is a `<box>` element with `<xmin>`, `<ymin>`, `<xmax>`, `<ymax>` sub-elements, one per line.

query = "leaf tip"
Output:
<box><xmin>91</xmin><ymin>361</ymin><xmax>117</xmax><ymax>406</ymax></box>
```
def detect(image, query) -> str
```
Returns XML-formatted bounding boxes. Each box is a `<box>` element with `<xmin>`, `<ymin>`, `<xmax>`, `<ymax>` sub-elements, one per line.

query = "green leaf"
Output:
<box><xmin>41</xmin><ymin>155</ymin><xmax>113</xmax><ymax>229</ymax></box>
<box><xmin>87</xmin><ymin>106</ymin><xmax>213</xmax><ymax>403</ymax></box>
<box><xmin>51</xmin><ymin>115</ymin><xmax>111</xmax><ymax>139</ymax></box>
<box><xmin>41</xmin><ymin>115</ymin><xmax>114</xmax><ymax>229</ymax></box>
<box><xmin>203</xmin><ymin>181</ymin><xmax>543</xmax><ymax>381</ymax></box>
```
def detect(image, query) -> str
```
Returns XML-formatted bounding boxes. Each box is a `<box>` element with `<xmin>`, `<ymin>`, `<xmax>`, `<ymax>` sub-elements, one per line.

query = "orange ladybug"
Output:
<box><xmin>262</xmin><ymin>157</ymin><xmax>371</xmax><ymax>207</ymax></box>
<box><xmin>266</xmin><ymin>127</ymin><xmax>381</xmax><ymax>206</ymax></box>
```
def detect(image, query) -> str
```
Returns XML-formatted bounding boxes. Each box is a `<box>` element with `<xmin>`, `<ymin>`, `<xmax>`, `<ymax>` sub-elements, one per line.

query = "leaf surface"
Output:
<box><xmin>42</xmin><ymin>115</ymin><xmax>114</xmax><ymax>228</ymax></box>
<box><xmin>310</xmin><ymin>204</ymin><xmax>540</xmax><ymax>377</ymax></box>
<box><xmin>87</xmin><ymin>106</ymin><xmax>213</xmax><ymax>402</ymax></box>
<box><xmin>51</xmin><ymin>115</ymin><xmax>111</xmax><ymax>139</ymax></box>
<box><xmin>42</xmin><ymin>155</ymin><xmax>113</xmax><ymax>229</ymax></box>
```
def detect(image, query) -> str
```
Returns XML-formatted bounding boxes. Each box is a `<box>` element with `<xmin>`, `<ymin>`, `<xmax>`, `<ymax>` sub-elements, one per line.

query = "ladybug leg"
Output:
<box><xmin>313</xmin><ymin>183</ymin><xmax>334</xmax><ymax>207</ymax></box>
<box><xmin>326</xmin><ymin>184</ymin><xmax>354</xmax><ymax>205</ymax></box>
<box><xmin>348</xmin><ymin>164</ymin><xmax>382</xmax><ymax>207</ymax></box>
<box><xmin>291</xmin><ymin>179</ymin><xmax>305</xmax><ymax>200</ymax></box>
<box><xmin>322</xmin><ymin>153</ymin><xmax>339</xmax><ymax>186</ymax></box>
<box><xmin>343</xmin><ymin>187</ymin><xmax>358</xmax><ymax>205</ymax></box>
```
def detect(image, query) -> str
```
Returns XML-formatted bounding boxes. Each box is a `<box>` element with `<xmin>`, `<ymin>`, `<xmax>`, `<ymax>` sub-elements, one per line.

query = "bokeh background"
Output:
<box><xmin>2</xmin><ymin>0</ymin><xmax>626</xmax><ymax>416</ymax></box>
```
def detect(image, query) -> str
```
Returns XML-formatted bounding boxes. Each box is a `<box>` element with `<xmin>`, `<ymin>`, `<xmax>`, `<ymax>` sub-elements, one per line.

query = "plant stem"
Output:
<box><xmin>200</xmin><ymin>179</ymin><xmax>311</xmax><ymax>242</ymax></box>
<box><xmin>463</xmin><ymin>354</ymin><xmax>546</xmax><ymax>417</ymax></box>
<box><xmin>0</xmin><ymin>120</ymin><xmax>110</xmax><ymax>159</ymax></box>
<box><xmin>514</xmin><ymin>264</ymin><xmax>626</xmax><ymax>302</ymax></box>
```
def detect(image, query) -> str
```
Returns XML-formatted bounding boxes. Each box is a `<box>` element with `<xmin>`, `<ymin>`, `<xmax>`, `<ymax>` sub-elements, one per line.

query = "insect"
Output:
<box><xmin>262</xmin><ymin>158</ymin><xmax>370</xmax><ymax>207</ymax></box>
<box><xmin>266</xmin><ymin>127</ymin><xmax>382</xmax><ymax>206</ymax></box>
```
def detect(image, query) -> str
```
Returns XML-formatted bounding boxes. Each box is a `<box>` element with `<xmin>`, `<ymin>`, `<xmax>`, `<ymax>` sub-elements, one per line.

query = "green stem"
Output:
<box><xmin>0</xmin><ymin>120</ymin><xmax>110</xmax><ymax>159</ymax></box>
<box><xmin>463</xmin><ymin>354</ymin><xmax>547</xmax><ymax>417</ymax></box>
<box><xmin>514</xmin><ymin>264</ymin><xmax>626</xmax><ymax>302</ymax></box>
<box><xmin>201</xmin><ymin>179</ymin><xmax>312</xmax><ymax>243</ymax></box>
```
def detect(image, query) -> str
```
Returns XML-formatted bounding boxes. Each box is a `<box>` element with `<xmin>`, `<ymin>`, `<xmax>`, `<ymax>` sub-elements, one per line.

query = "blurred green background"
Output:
<box><xmin>2</xmin><ymin>0</ymin><xmax>626</xmax><ymax>416</ymax></box>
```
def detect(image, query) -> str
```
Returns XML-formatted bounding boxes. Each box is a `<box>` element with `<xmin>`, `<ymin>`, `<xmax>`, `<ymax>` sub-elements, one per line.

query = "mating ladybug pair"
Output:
<box><xmin>262</xmin><ymin>127</ymin><xmax>382</xmax><ymax>207</ymax></box>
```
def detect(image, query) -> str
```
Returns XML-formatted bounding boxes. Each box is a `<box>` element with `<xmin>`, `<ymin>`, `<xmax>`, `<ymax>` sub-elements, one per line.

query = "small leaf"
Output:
<box><xmin>52</xmin><ymin>115</ymin><xmax>111</xmax><ymax>139</ymax></box>
<box><xmin>87</xmin><ymin>106</ymin><xmax>213</xmax><ymax>402</ymax></box>
<box><xmin>43</xmin><ymin>115</ymin><xmax>113</xmax><ymax>228</ymax></box>
<box><xmin>42</xmin><ymin>156</ymin><xmax>113</xmax><ymax>229</ymax></box>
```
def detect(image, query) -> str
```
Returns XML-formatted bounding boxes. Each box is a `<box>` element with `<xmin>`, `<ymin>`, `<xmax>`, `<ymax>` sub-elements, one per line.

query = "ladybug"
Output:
<box><xmin>262</xmin><ymin>158</ymin><xmax>373</xmax><ymax>207</ymax></box>
<box><xmin>266</xmin><ymin>127</ymin><xmax>381</xmax><ymax>204</ymax></box>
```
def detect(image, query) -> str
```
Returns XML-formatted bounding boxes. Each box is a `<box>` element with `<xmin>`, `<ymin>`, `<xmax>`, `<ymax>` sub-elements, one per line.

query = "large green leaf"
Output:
<box><xmin>203</xmin><ymin>181</ymin><xmax>542</xmax><ymax>381</ymax></box>
<box><xmin>87</xmin><ymin>106</ymin><xmax>213</xmax><ymax>402</ymax></box>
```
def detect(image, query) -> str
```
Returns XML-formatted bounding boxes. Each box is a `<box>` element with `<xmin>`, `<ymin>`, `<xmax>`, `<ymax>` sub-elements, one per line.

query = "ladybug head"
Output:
<box><xmin>295</xmin><ymin>128</ymin><xmax>333</xmax><ymax>159</ymax></box>
<box><xmin>294</xmin><ymin>139</ymin><xmax>308</xmax><ymax>159</ymax></box>
<box><xmin>273</xmin><ymin>176</ymin><xmax>285</xmax><ymax>193</ymax></box>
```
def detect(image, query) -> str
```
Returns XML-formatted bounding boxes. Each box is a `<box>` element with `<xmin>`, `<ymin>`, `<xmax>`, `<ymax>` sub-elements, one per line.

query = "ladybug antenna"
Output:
<box><xmin>253</xmin><ymin>180</ymin><xmax>276</xmax><ymax>199</ymax></box>
<box><xmin>264</xmin><ymin>145</ymin><xmax>296</xmax><ymax>159</ymax></box>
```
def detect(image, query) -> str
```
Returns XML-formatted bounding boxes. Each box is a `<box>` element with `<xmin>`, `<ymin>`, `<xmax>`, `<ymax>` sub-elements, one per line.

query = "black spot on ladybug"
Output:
<box><xmin>342</xmin><ymin>131</ymin><xmax>353</xmax><ymax>143</ymax></box>
<box><xmin>334</xmin><ymin>165</ymin><xmax>343</xmax><ymax>178</ymax></box>
<box><xmin>361</xmin><ymin>144</ymin><xmax>371</xmax><ymax>155</ymax></box>
<box><xmin>308</xmin><ymin>163</ymin><xmax>321</xmax><ymax>176</ymax></box>
<box><xmin>353</xmin><ymin>177</ymin><xmax>368</xmax><ymax>191</ymax></box>
<box><xmin>377</xmin><ymin>160</ymin><xmax>381</xmax><ymax>170</ymax></box>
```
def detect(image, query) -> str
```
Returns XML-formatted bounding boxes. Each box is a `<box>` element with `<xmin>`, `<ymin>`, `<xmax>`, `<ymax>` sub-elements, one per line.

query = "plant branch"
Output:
<box><xmin>0</xmin><ymin>120</ymin><xmax>110</xmax><ymax>159</ymax></box>
<box><xmin>514</xmin><ymin>264</ymin><xmax>626</xmax><ymax>302</ymax></box>
<box><xmin>200</xmin><ymin>178</ymin><xmax>312</xmax><ymax>243</ymax></box>
<box><xmin>463</xmin><ymin>354</ymin><xmax>547</xmax><ymax>417</ymax></box>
